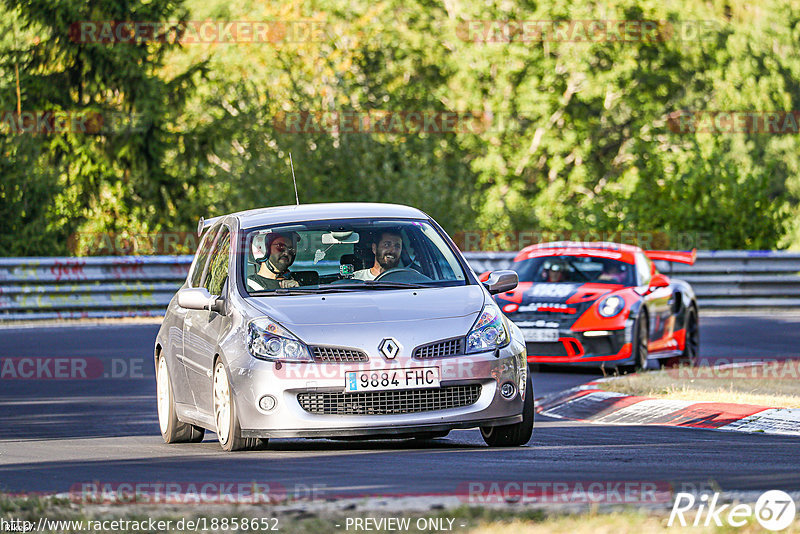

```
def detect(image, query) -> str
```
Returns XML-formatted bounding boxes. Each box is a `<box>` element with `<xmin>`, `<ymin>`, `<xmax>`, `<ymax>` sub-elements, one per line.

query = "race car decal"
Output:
<box><xmin>497</xmin><ymin>281</ymin><xmax>533</xmax><ymax>304</ymax></box>
<box><xmin>566</xmin><ymin>283</ymin><xmax>621</xmax><ymax>304</ymax></box>
<box><xmin>672</xmin><ymin>327</ymin><xmax>687</xmax><ymax>351</ymax></box>
<box><xmin>517</xmin><ymin>302</ymin><xmax>577</xmax><ymax>313</ymax></box>
<box><xmin>527</xmin><ymin>283</ymin><xmax>578</xmax><ymax>298</ymax></box>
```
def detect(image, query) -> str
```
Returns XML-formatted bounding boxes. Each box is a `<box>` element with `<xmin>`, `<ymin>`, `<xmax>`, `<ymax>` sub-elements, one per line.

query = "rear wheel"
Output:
<box><xmin>680</xmin><ymin>307</ymin><xmax>699</xmax><ymax>366</ymax></box>
<box><xmin>156</xmin><ymin>355</ymin><xmax>204</xmax><ymax>443</ymax></box>
<box><xmin>481</xmin><ymin>374</ymin><xmax>534</xmax><ymax>447</ymax></box>
<box><xmin>213</xmin><ymin>360</ymin><xmax>257</xmax><ymax>451</ymax></box>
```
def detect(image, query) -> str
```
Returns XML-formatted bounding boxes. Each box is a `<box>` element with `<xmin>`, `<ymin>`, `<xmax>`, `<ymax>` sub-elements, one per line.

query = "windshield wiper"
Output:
<box><xmin>317</xmin><ymin>281</ymin><xmax>429</xmax><ymax>290</ymax></box>
<box><xmin>250</xmin><ymin>287</ymin><xmax>359</xmax><ymax>296</ymax></box>
<box><xmin>363</xmin><ymin>281</ymin><xmax>429</xmax><ymax>289</ymax></box>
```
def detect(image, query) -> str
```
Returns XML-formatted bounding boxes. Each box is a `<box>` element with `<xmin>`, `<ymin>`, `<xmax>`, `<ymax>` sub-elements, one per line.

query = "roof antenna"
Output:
<box><xmin>289</xmin><ymin>152</ymin><xmax>299</xmax><ymax>205</ymax></box>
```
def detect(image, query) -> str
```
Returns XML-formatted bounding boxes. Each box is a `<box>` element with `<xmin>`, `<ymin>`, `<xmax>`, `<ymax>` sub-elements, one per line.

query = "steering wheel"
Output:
<box><xmin>374</xmin><ymin>268</ymin><xmax>431</xmax><ymax>282</ymax></box>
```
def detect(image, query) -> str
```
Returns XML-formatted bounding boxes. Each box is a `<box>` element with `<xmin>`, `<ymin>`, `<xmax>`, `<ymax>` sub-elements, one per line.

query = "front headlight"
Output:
<box><xmin>466</xmin><ymin>304</ymin><xmax>510</xmax><ymax>354</ymax></box>
<box><xmin>598</xmin><ymin>295</ymin><xmax>625</xmax><ymax>317</ymax></box>
<box><xmin>248</xmin><ymin>317</ymin><xmax>313</xmax><ymax>362</ymax></box>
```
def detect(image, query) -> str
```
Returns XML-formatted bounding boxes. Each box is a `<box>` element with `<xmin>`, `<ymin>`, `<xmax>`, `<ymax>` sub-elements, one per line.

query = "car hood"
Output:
<box><xmin>245</xmin><ymin>285</ymin><xmax>486</xmax><ymax>327</ymax></box>
<box><xmin>242</xmin><ymin>285</ymin><xmax>486</xmax><ymax>350</ymax></box>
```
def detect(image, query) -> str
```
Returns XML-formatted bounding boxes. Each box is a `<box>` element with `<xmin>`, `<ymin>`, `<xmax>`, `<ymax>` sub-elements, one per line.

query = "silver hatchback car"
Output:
<box><xmin>154</xmin><ymin>203</ymin><xmax>532</xmax><ymax>451</ymax></box>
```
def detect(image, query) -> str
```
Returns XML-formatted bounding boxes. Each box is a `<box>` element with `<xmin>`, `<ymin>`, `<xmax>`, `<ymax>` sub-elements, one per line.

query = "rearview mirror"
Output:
<box><xmin>322</xmin><ymin>231</ymin><xmax>360</xmax><ymax>244</ymax></box>
<box><xmin>482</xmin><ymin>270</ymin><xmax>518</xmax><ymax>295</ymax></box>
<box><xmin>177</xmin><ymin>287</ymin><xmax>224</xmax><ymax>313</ymax></box>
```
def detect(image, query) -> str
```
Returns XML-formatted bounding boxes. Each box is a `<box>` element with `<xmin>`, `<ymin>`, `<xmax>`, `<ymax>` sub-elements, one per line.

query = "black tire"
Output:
<box><xmin>480</xmin><ymin>374</ymin><xmax>534</xmax><ymax>447</ymax></box>
<box><xmin>156</xmin><ymin>355</ymin><xmax>205</xmax><ymax>444</ymax></box>
<box><xmin>680</xmin><ymin>306</ymin><xmax>699</xmax><ymax>366</ymax></box>
<box><xmin>632</xmin><ymin>313</ymin><xmax>650</xmax><ymax>371</ymax></box>
<box><xmin>213</xmin><ymin>360</ymin><xmax>254</xmax><ymax>452</ymax></box>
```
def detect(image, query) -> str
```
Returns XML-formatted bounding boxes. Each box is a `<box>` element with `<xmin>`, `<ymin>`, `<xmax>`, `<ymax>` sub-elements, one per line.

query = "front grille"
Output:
<box><xmin>413</xmin><ymin>337</ymin><xmax>464</xmax><ymax>359</ymax></box>
<box><xmin>525</xmin><ymin>341</ymin><xmax>568</xmax><ymax>357</ymax></box>
<box><xmin>297</xmin><ymin>385</ymin><xmax>482</xmax><ymax>415</ymax></box>
<box><xmin>310</xmin><ymin>346</ymin><xmax>369</xmax><ymax>363</ymax></box>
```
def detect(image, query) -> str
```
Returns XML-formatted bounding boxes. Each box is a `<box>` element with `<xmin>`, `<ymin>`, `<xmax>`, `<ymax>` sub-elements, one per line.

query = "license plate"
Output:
<box><xmin>345</xmin><ymin>367</ymin><xmax>440</xmax><ymax>392</ymax></box>
<box><xmin>521</xmin><ymin>328</ymin><xmax>559</xmax><ymax>342</ymax></box>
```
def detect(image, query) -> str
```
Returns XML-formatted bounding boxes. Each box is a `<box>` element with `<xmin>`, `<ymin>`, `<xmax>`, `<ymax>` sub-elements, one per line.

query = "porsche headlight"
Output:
<box><xmin>598</xmin><ymin>295</ymin><xmax>625</xmax><ymax>317</ymax></box>
<box><xmin>466</xmin><ymin>304</ymin><xmax>510</xmax><ymax>353</ymax></box>
<box><xmin>247</xmin><ymin>317</ymin><xmax>313</xmax><ymax>362</ymax></box>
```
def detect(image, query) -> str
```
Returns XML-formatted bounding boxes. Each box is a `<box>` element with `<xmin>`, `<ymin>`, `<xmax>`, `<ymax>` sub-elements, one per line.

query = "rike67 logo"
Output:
<box><xmin>669</xmin><ymin>490</ymin><xmax>796</xmax><ymax>531</ymax></box>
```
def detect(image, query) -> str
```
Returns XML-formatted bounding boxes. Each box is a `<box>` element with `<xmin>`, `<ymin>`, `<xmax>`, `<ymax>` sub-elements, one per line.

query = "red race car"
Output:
<box><xmin>490</xmin><ymin>241</ymin><xmax>698</xmax><ymax>370</ymax></box>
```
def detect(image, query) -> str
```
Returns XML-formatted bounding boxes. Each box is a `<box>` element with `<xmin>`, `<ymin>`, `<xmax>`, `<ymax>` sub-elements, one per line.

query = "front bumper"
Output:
<box><xmin>525</xmin><ymin>328</ymin><xmax>632</xmax><ymax>365</ymax></box>
<box><xmin>226</xmin><ymin>344</ymin><xmax>528</xmax><ymax>438</ymax></box>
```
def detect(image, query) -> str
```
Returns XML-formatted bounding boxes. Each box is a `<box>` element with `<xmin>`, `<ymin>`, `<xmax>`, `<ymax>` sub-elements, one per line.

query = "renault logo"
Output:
<box><xmin>378</xmin><ymin>338</ymin><xmax>400</xmax><ymax>360</ymax></box>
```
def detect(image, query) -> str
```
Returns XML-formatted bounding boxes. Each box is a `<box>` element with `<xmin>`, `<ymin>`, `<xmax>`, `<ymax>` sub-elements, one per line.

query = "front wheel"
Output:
<box><xmin>156</xmin><ymin>355</ymin><xmax>204</xmax><ymax>443</ymax></box>
<box><xmin>213</xmin><ymin>360</ymin><xmax>259</xmax><ymax>451</ymax></box>
<box><xmin>633</xmin><ymin>314</ymin><xmax>650</xmax><ymax>371</ymax></box>
<box><xmin>481</xmin><ymin>374</ymin><xmax>534</xmax><ymax>447</ymax></box>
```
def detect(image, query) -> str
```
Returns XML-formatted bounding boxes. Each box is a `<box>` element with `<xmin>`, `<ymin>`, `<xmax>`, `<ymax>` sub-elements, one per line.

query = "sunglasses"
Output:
<box><xmin>272</xmin><ymin>243</ymin><xmax>296</xmax><ymax>254</ymax></box>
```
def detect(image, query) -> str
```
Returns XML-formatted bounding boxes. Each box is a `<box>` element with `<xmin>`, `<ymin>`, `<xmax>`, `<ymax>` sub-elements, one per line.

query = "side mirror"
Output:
<box><xmin>177</xmin><ymin>287</ymin><xmax>224</xmax><ymax>313</ymax></box>
<box><xmin>482</xmin><ymin>270</ymin><xmax>518</xmax><ymax>295</ymax></box>
<box><xmin>648</xmin><ymin>273</ymin><xmax>670</xmax><ymax>291</ymax></box>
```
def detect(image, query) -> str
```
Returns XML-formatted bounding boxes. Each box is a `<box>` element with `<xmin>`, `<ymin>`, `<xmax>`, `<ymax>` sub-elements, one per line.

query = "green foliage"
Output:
<box><xmin>1</xmin><ymin>0</ymin><xmax>799</xmax><ymax>255</ymax></box>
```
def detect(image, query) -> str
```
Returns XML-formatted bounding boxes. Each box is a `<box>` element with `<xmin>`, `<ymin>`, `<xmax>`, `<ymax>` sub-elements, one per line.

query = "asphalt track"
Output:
<box><xmin>0</xmin><ymin>314</ymin><xmax>799</xmax><ymax>500</ymax></box>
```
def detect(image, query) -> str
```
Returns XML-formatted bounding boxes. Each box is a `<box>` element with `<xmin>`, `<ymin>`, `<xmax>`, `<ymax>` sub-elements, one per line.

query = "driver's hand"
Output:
<box><xmin>279</xmin><ymin>279</ymin><xmax>300</xmax><ymax>288</ymax></box>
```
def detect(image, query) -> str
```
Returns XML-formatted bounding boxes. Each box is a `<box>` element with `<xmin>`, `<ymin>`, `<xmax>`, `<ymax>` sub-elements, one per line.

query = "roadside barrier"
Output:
<box><xmin>0</xmin><ymin>251</ymin><xmax>797</xmax><ymax>320</ymax></box>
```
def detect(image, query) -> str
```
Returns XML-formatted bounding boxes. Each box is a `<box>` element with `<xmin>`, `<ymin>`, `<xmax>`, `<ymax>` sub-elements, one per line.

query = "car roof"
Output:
<box><xmin>515</xmin><ymin>241</ymin><xmax>640</xmax><ymax>264</ymax></box>
<box><xmin>209</xmin><ymin>202</ymin><xmax>429</xmax><ymax>230</ymax></box>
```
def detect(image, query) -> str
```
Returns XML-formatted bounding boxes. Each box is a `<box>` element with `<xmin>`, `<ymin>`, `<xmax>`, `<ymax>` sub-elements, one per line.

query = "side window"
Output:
<box><xmin>189</xmin><ymin>224</ymin><xmax>220</xmax><ymax>287</ymax></box>
<box><xmin>635</xmin><ymin>253</ymin><xmax>652</xmax><ymax>286</ymax></box>
<box><xmin>203</xmin><ymin>228</ymin><xmax>231</xmax><ymax>295</ymax></box>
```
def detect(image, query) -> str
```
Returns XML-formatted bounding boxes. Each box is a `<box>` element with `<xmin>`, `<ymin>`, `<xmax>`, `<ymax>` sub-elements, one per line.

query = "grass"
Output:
<box><xmin>602</xmin><ymin>360</ymin><xmax>800</xmax><ymax>408</ymax></box>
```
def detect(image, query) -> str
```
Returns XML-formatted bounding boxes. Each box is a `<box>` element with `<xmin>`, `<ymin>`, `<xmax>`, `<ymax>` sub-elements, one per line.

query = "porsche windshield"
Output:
<box><xmin>242</xmin><ymin>219</ymin><xmax>468</xmax><ymax>294</ymax></box>
<box><xmin>511</xmin><ymin>255</ymin><xmax>636</xmax><ymax>285</ymax></box>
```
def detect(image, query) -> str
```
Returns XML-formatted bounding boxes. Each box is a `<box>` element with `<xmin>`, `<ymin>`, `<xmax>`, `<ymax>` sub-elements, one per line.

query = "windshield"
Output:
<box><xmin>511</xmin><ymin>255</ymin><xmax>635</xmax><ymax>285</ymax></box>
<box><xmin>242</xmin><ymin>219</ymin><xmax>468</xmax><ymax>294</ymax></box>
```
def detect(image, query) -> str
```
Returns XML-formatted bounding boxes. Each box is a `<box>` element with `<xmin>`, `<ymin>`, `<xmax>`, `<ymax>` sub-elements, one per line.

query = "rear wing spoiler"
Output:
<box><xmin>644</xmin><ymin>249</ymin><xmax>697</xmax><ymax>265</ymax></box>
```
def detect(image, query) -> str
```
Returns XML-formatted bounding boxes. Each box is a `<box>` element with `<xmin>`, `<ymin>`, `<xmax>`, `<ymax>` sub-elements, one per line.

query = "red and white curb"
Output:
<box><xmin>534</xmin><ymin>379</ymin><xmax>800</xmax><ymax>436</ymax></box>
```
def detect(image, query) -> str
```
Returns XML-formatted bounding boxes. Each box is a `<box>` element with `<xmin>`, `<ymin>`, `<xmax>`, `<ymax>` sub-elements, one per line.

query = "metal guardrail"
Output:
<box><xmin>0</xmin><ymin>251</ymin><xmax>798</xmax><ymax>320</ymax></box>
<box><xmin>0</xmin><ymin>256</ymin><xmax>191</xmax><ymax>320</ymax></box>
